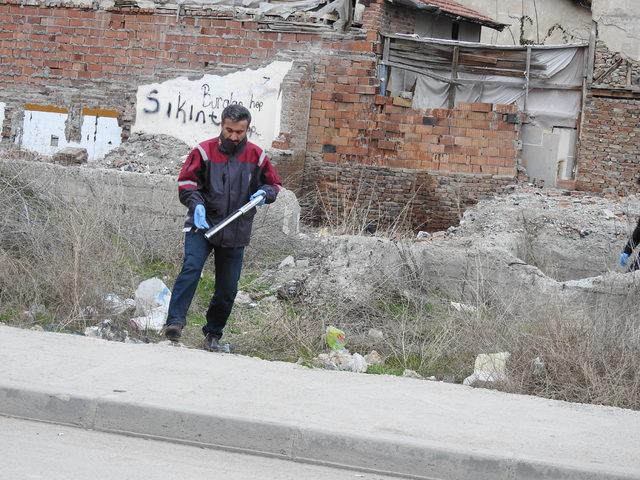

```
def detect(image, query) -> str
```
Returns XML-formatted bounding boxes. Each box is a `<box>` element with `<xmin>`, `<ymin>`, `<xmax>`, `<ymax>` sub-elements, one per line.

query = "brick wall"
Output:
<box><xmin>576</xmin><ymin>94</ymin><xmax>640</xmax><ymax>195</ymax></box>
<box><xmin>0</xmin><ymin>0</ymin><xmax>520</xmax><ymax>231</ymax></box>
<box><xmin>308</xmin><ymin>90</ymin><xmax>520</xmax><ymax>176</ymax></box>
<box><xmin>305</xmin><ymin>155</ymin><xmax>514</xmax><ymax>231</ymax></box>
<box><xmin>592</xmin><ymin>41</ymin><xmax>640</xmax><ymax>88</ymax></box>
<box><xmin>575</xmin><ymin>41</ymin><xmax>640</xmax><ymax>195</ymax></box>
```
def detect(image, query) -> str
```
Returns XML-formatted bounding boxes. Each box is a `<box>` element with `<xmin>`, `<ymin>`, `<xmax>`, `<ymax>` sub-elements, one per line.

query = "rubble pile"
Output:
<box><xmin>99</xmin><ymin>133</ymin><xmax>191</xmax><ymax>175</ymax></box>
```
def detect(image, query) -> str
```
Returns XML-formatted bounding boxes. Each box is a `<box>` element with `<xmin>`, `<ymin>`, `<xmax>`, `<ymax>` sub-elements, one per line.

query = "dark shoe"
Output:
<box><xmin>164</xmin><ymin>324</ymin><xmax>183</xmax><ymax>341</ymax></box>
<box><xmin>203</xmin><ymin>333</ymin><xmax>231</xmax><ymax>353</ymax></box>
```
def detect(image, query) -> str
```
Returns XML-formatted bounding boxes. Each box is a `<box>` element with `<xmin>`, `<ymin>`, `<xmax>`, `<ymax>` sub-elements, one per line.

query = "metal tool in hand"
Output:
<box><xmin>203</xmin><ymin>192</ymin><xmax>265</xmax><ymax>240</ymax></box>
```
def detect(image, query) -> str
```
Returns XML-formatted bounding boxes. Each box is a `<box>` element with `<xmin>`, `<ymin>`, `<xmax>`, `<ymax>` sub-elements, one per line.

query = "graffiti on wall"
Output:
<box><xmin>132</xmin><ymin>61</ymin><xmax>292</xmax><ymax>149</ymax></box>
<box><xmin>19</xmin><ymin>104</ymin><xmax>121</xmax><ymax>161</ymax></box>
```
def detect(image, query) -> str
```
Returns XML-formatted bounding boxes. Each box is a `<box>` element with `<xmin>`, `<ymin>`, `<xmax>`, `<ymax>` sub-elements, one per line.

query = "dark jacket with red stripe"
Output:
<box><xmin>177</xmin><ymin>136</ymin><xmax>281</xmax><ymax>247</ymax></box>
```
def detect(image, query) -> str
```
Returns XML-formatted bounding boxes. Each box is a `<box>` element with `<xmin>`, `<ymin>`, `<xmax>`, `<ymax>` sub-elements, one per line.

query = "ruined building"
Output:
<box><xmin>0</xmin><ymin>0</ymin><xmax>638</xmax><ymax>230</ymax></box>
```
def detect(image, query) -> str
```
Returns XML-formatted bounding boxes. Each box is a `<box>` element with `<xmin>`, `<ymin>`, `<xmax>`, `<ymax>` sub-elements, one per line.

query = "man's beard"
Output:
<box><xmin>220</xmin><ymin>135</ymin><xmax>246</xmax><ymax>154</ymax></box>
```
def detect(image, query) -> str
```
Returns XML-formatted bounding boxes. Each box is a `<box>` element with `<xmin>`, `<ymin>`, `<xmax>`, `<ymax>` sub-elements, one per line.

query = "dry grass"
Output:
<box><xmin>0</xmin><ymin>165</ymin><xmax>177</xmax><ymax>332</ymax></box>
<box><xmin>1</xmin><ymin>161</ymin><xmax>638</xmax><ymax>411</ymax></box>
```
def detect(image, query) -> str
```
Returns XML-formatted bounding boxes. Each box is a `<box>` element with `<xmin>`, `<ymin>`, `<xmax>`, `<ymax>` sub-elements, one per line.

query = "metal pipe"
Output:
<box><xmin>203</xmin><ymin>193</ymin><xmax>265</xmax><ymax>240</ymax></box>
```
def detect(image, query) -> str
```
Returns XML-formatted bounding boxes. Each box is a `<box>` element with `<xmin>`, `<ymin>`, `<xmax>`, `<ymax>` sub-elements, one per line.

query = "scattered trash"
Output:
<box><xmin>130</xmin><ymin>278</ymin><xmax>171</xmax><ymax>332</ymax></box>
<box><xmin>326</xmin><ymin>326</ymin><xmax>346</xmax><ymax>351</ymax></box>
<box><xmin>532</xmin><ymin>356</ymin><xmax>546</xmax><ymax>377</ymax></box>
<box><xmin>463</xmin><ymin>352</ymin><xmax>510</xmax><ymax>386</ymax></box>
<box><xmin>450</xmin><ymin>301</ymin><xmax>478</xmax><ymax>313</ymax></box>
<box><xmin>276</xmin><ymin>278</ymin><xmax>305</xmax><ymax>300</ymax></box>
<box><xmin>103</xmin><ymin>294</ymin><xmax>136</xmax><ymax>315</ymax></box>
<box><xmin>83</xmin><ymin>319</ymin><xmax>129</xmax><ymax>342</ymax></box>
<box><xmin>416</xmin><ymin>231</ymin><xmax>431</xmax><ymax>240</ymax></box>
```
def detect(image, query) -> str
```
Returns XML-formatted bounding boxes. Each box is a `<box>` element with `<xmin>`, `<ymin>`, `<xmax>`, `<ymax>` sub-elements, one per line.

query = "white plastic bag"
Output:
<box><xmin>130</xmin><ymin>278</ymin><xmax>171</xmax><ymax>332</ymax></box>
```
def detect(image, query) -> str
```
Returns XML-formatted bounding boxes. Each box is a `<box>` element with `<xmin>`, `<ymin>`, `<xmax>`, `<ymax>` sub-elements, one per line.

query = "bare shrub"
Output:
<box><xmin>0</xmin><ymin>165</ymin><xmax>176</xmax><ymax>330</ymax></box>
<box><xmin>341</xmin><ymin>244</ymin><xmax>640</xmax><ymax>410</ymax></box>
<box><xmin>309</xmin><ymin>170</ymin><xmax>419</xmax><ymax>238</ymax></box>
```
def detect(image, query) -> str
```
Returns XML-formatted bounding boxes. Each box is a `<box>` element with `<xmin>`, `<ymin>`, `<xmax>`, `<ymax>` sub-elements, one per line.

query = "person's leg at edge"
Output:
<box><xmin>203</xmin><ymin>246</ymin><xmax>245</xmax><ymax>343</ymax></box>
<box><xmin>165</xmin><ymin>231</ymin><xmax>213</xmax><ymax>338</ymax></box>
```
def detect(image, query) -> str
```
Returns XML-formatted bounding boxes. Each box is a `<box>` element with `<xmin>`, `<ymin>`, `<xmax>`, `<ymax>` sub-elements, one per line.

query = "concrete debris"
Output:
<box><xmin>463</xmin><ymin>352</ymin><xmax>511</xmax><ymax>386</ymax></box>
<box><xmin>234</xmin><ymin>291</ymin><xmax>253</xmax><ymax>305</ymax></box>
<box><xmin>100</xmin><ymin>133</ymin><xmax>190</xmax><ymax>175</ymax></box>
<box><xmin>402</xmin><ymin>369</ymin><xmax>423</xmax><ymax>379</ymax></box>
<box><xmin>278</xmin><ymin>255</ymin><xmax>296</xmax><ymax>269</ymax></box>
<box><xmin>52</xmin><ymin>147</ymin><xmax>88</xmax><ymax>165</ymax></box>
<box><xmin>295</xmin><ymin>258</ymin><xmax>310</xmax><ymax>268</ymax></box>
<box><xmin>364</xmin><ymin>350</ymin><xmax>384</xmax><ymax>366</ymax></box>
<box><xmin>313</xmin><ymin>349</ymin><xmax>368</xmax><ymax>373</ymax></box>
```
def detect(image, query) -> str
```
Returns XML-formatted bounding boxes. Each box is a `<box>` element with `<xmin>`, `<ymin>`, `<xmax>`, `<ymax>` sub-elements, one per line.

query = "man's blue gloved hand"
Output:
<box><xmin>194</xmin><ymin>204</ymin><xmax>210</xmax><ymax>230</ymax></box>
<box><xmin>250</xmin><ymin>189</ymin><xmax>266</xmax><ymax>206</ymax></box>
<box><xmin>620</xmin><ymin>252</ymin><xmax>630</xmax><ymax>267</ymax></box>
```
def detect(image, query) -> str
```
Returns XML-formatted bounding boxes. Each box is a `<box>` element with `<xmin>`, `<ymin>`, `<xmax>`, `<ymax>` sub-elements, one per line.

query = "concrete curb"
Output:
<box><xmin>1</xmin><ymin>383</ymin><xmax>636</xmax><ymax>480</ymax></box>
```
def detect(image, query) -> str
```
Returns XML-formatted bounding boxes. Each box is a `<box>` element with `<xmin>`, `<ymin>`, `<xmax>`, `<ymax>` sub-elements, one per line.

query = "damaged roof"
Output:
<box><xmin>389</xmin><ymin>0</ymin><xmax>507</xmax><ymax>31</ymax></box>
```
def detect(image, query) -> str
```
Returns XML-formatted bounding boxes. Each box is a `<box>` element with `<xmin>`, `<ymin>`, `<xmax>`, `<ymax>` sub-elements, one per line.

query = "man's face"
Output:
<box><xmin>220</xmin><ymin>118</ymin><xmax>249</xmax><ymax>144</ymax></box>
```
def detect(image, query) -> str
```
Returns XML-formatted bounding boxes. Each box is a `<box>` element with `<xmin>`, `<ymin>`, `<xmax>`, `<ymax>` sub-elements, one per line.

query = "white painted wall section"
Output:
<box><xmin>80</xmin><ymin>114</ymin><xmax>122</xmax><ymax>160</ymax></box>
<box><xmin>132</xmin><ymin>61</ymin><xmax>293</xmax><ymax>150</ymax></box>
<box><xmin>19</xmin><ymin>107</ymin><xmax>121</xmax><ymax>161</ymax></box>
<box><xmin>20</xmin><ymin>109</ymin><xmax>70</xmax><ymax>157</ymax></box>
<box><xmin>592</xmin><ymin>0</ymin><xmax>640</xmax><ymax>61</ymax></box>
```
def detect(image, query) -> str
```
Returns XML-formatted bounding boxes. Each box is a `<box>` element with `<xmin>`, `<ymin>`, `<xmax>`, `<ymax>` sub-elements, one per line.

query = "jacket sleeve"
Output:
<box><xmin>178</xmin><ymin>148</ymin><xmax>206</xmax><ymax>212</ymax></box>
<box><xmin>623</xmin><ymin>219</ymin><xmax>640</xmax><ymax>254</ymax></box>
<box><xmin>257</xmin><ymin>154</ymin><xmax>282</xmax><ymax>205</ymax></box>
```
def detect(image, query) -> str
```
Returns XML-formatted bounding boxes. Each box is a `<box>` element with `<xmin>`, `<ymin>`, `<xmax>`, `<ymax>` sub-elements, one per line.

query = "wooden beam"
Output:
<box><xmin>381</xmin><ymin>36</ymin><xmax>391</xmax><ymax>95</ymax></box>
<box><xmin>591</xmin><ymin>87</ymin><xmax>640</xmax><ymax>99</ymax></box>
<box><xmin>448</xmin><ymin>46</ymin><xmax>459</xmax><ymax>109</ymax></box>
<box><xmin>524</xmin><ymin>46</ymin><xmax>531</xmax><ymax>113</ymax></box>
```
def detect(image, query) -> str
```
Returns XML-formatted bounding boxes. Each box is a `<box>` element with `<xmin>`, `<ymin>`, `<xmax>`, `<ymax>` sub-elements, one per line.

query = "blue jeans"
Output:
<box><xmin>166</xmin><ymin>230</ymin><xmax>245</xmax><ymax>339</ymax></box>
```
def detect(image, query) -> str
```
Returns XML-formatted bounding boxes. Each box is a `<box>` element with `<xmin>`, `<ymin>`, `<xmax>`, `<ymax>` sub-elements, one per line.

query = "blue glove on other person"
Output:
<box><xmin>619</xmin><ymin>252</ymin><xmax>630</xmax><ymax>267</ymax></box>
<box><xmin>250</xmin><ymin>189</ymin><xmax>266</xmax><ymax>206</ymax></box>
<box><xmin>194</xmin><ymin>204</ymin><xmax>210</xmax><ymax>230</ymax></box>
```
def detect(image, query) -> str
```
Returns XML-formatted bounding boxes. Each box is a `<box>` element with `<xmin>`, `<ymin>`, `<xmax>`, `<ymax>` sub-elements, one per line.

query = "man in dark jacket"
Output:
<box><xmin>620</xmin><ymin>218</ymin><xmax>640</xmax><ymax>272</ymax></box>
<box><xmin>163</xmin><ymin>104</ymin><xmax>282</xmax><ymax>352</ymax></box>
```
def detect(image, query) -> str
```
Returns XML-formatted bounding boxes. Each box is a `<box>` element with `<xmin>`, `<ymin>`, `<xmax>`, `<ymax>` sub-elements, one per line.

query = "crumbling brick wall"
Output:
<box><xmin>575</xmin><ymin>42</ymin><xmax>640</xmax><ymax>195</ymax></box>
<box><xmin>576</xmin><ymin>94</ymin><xmax>640</xmax><ymax>195</ymax></box>
<box><xmin>305</xmin><ymin>155</ymin><xmax>514</xmax><ymax>231</ymax></box>
<box><xmin>0</xmin><ymin>0</ymin><xmax>520</xmax><ymax>231</ymax></box>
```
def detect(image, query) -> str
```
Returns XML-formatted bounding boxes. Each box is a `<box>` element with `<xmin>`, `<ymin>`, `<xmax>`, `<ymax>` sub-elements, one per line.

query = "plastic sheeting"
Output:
<box><xmin>388</xmin><ymin>46</ymin><xmax>586</xmax><ymax>128</ymax></box>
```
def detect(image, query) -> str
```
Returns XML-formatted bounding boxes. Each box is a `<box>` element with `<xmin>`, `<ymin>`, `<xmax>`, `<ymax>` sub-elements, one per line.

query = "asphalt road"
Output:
<box><xmin>0</xmin><ymin>416</ymin><xmax>401</xmax><ymax>480</ymax></box>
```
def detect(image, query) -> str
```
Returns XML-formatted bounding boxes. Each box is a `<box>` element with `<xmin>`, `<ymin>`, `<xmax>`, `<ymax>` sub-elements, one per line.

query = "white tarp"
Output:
<box><xmin>388</xmin><ymin>45</ymin><xmax>586</xmax><ymax>128</ymax></box>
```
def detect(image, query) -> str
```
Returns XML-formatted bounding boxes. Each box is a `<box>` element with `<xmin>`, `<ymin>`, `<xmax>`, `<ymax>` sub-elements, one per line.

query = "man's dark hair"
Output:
<box><xmin>221</xmin><ymin>104</ymin><xmax>251</xmax><ymax>125</ymax></box>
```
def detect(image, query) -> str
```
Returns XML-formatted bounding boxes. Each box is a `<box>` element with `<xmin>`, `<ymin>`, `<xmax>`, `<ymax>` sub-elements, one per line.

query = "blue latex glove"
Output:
<box><xmin>620</xmin><ymin>252</ymin><xmax>630</xmax><ymax>267</ymax></box>
<box><xmin>193</xmin><ymin>204</ymin><xmax>210</xmax><ymax>230</ymax></box>
<box><xmin>250</xmin><ymin>189</ymin><xmax>266</xmax><ymax>206</ymax></box>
